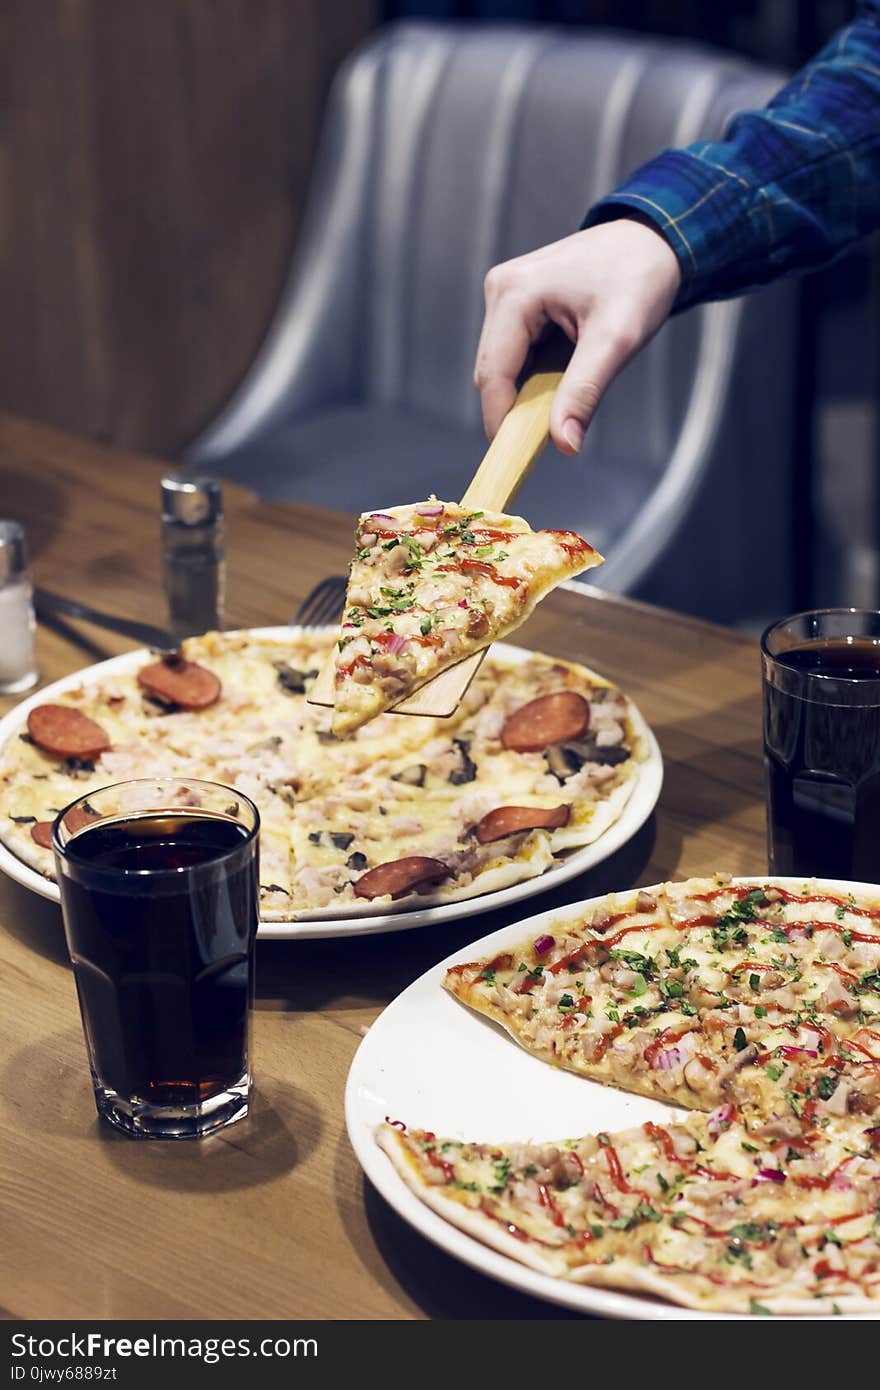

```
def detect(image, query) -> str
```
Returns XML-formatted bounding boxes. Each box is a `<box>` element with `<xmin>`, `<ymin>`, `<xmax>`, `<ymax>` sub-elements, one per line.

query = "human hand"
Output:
<box><xmin>474</xmin><ymin>220</ymin><xmax>682</xmax><ymax>454</ymax></box>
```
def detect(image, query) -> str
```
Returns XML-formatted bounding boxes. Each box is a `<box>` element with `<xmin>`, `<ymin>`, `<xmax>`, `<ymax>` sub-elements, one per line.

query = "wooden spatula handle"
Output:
<box><xmin>461</xmin><ymin>327</ymin><xmax>571</xmax><ymax>512</ymax></box>
<box><xmin>460</xmin><ymin>368</ymin><xmax>562</xmax><ymax>512</ymax></box>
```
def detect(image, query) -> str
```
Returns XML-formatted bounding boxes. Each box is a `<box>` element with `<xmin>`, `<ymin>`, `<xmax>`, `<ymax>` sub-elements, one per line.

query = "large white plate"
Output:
<box><xmin>0</xmin><ymin>627</ymin><xmax>662</xmax><ymax>940</ymax></box>
<box><xmin>346</xmin><ymin>876</ymin><xmax>880</xmax><ymax>1320</ymax></box>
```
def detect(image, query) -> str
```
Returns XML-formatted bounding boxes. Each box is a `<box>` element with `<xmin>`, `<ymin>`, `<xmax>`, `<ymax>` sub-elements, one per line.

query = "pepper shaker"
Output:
<box><xmin>0</xmin><ymin>521</ymin><xmax>38</xmax><ymax>694</ymax></box>
<box><xmin>161</xmin><ymin>475</ymin><xmax>225</xmax><ymax>638</ymax></box>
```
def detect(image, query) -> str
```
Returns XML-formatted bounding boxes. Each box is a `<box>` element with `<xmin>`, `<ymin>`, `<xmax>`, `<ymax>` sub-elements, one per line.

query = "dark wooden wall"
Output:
<box><xmin>0</xmin><ymin>0</ymin><xmax>378</xmax><ymax>456</ymax></box>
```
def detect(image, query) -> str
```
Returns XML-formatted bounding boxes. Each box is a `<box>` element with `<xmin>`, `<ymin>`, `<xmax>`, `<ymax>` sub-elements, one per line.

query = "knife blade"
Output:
<box><xmin>33</xmin><ymin>588</ymin><xmax>181</xmax><ymax>656</ymax></box>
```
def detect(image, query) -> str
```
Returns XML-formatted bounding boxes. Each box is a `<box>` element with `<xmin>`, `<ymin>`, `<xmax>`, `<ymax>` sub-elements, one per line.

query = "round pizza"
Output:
<box><xmin>0</xmin><ymin>629</ymin><xmax>652</xmax><ymax>920</ymax></box>
<box><xmin>377</xmin><ymin>875</ymin><xmax>880</xmax><ymax>1314</ymax></box>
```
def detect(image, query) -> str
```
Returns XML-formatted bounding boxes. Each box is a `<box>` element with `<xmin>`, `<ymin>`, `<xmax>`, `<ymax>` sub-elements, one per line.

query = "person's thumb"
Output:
<box><xmin>549</xmin><ymin>323</ymin><xmax>637</xmax><ymax>456</ymax></box>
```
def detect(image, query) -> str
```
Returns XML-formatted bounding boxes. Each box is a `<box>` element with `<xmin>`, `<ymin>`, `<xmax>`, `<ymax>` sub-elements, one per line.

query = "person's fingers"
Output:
<box><xmin>474</xmin><ymin>270</ymin><xmax>542</xmax><ymax>439</ymax></box>
<box><xmin>549</xmin><ymin>320</ymin><xmax>639</xmax><ymax>455</ymax></box>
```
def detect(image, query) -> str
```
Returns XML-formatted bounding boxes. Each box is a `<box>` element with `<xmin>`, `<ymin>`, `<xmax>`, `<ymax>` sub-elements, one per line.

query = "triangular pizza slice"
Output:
<box><xmin>377</xmin><ymin>1106</ymin><xmax>880</xmax><ymax>1313</ymax></box>
<box><xmin>332</xmin><ymin>499</ymin><xmax>602</xmax><ymax>736</ymax></box>
<box><xmin>443</xmin><ymin>875</ymin><xmax>880</xmax><ymax>1116</ymax></box>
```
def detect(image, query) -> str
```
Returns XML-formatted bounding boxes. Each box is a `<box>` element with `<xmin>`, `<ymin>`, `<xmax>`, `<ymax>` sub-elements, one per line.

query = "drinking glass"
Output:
<box><xmin>761</xmin><ymin>608</ymin><xmax>880</xmax><ymax>879</ymax></box>
<box><xmin>53</xmin><ymin>778</ymin><xmax>260</xmax><ymax>1138</ymax></box>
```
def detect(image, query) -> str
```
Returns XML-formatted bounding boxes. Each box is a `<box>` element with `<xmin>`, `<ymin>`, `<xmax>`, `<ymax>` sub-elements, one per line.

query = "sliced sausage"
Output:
<box><xmin>353</xmin><ymin>855</ymin><xmax>449</xmax><ymax>900</ymax></box>
<box><xmin>500</xmin><ymin>692</ymin><xmax>589</xmax><ymax>753</ymax></box>
<box><xmin>475</xmin><ymin>803</ymin><xmax>570</xmax><ymax>844</ymax></box>
<box><xmin>30</xmin><ymin>803</ymin><xmax>99</xmax><ymax>851</ymax></box>
<box><xmin>63</xmin><ymin>804</ymin><xmax>101</xmax><ymax>837</ymax></box>
<box><xmin>137</xmin><ymin>657</ymin><xmax>221</xmax><ymax>710</ymax></box>
<box><xmin>30</xmin><ymin>821</ymin><xmax>54</xmax><ymax>849</ymax></box>
<box><xmin>27</xmin><ymin>705</ymin><xmax>111</xmax><ymax>760</ymax></box>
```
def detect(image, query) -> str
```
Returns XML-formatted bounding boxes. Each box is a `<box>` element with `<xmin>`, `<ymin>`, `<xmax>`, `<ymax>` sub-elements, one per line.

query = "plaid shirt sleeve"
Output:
<box><xmin>583</xmin><ymin>1</ymin><xmax>880</xmax><ymax>310</ymax></box>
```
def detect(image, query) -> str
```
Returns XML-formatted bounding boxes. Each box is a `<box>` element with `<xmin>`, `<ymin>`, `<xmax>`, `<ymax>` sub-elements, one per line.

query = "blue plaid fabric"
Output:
<box><xmin>584</xmin><ymin>2</ymin><xmax>880</xmax><ymax>310</ymax></box>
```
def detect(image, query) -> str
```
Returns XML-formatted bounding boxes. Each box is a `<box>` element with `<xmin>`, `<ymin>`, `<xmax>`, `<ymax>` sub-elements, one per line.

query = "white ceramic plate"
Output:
<box><xmin>346</xmin><ymin>876</ymin><xmax>879</xmax><ymax>1320</ymax></box>
<box><xmin>0</xmin><ymin>627</ymin><xmax>662</xmax><ymax>940</ymax></box>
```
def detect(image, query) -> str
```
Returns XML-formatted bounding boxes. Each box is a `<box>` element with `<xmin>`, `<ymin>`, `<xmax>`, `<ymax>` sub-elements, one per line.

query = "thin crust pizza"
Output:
<box><xmin>0</xmin><ymin>630</ymin><xmax>650</xmax><ymax>920</ymax></box>
<box><xmin>378</xmin><ymin>1106</ymin><xmax>880</xmax><ymax>1314</ymax></box>
<box><xmin>375</xmin><ymin>875</ymin><xmax>880</xmax><ymax>1314</ymax></box>
<box><xmin>333</xmin><ymin>500</ymin><xmax>602</xmax><ymax>735</ymax></box>
<box><xmin>444</xmin><ymin>876</ymin><xmax>880</xmax><ymax>1114</ymax></box>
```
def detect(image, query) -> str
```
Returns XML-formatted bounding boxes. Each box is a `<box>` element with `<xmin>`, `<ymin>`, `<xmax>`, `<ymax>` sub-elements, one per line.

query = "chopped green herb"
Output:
<box><xmin>634</xmin><ymin>1202</ymin><xmax>662</xmax><ymax>1223</ymax></box>
<box><xmin>610</xmin><ymin>949</ymin><xmax>653</xmax><ymax>974</ymax></box>
<box><xmin>659</xmin><ymin>978</ymin><xmax>685</xmax><ymax>1000</ymax></box>
<box><xmin>726</xmin><ymin>1244</ymin><xmax>753</xmax><ymax>1268</ymax></box>
<box><xmin>733</xmin><ymin>1026</ymin><xmax>748</xmax><ymax>1051</ymax></box>
<box><xmin>490</xmin><ymin>1158</ymin><xmax>510</xmax><ymax>1192</ymax></box>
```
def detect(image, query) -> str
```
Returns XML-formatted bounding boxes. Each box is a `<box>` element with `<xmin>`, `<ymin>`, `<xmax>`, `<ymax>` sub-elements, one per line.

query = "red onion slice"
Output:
<box><xmin>755</xmin><ymin>1168</ymin><xmax>786</xmax><ymax>1184</ymax></box>
<box><xmin>707</xmin><ymin>1103</ymin><xmax>735</xmax><ymax>1137</ymax></box>
<box><xmin>652</xmin><ymin>1047</ymin><xmax>683</xmax><ymax>1070</ymax></box>
<box><xmin>784</xmin><ymin>925</ymin><xmax>809</xmax><ymax>941</ymax></box>
<box><xmin>830</xmin><ymin>1167</ymin><xmax>854</xmax><ymax>1191</ymax></box>
<box><xmin>382</xmin><ymin>634</ymin><xmax>410</xmax><ymax>655</ymax></box>
<box><xmin>416</xmin><ymin>503</ymin><xmax>445</xmax><ymax>517</ymax></box>
<box><xmin>778</xmin><ymin>1044</ymin><xmax>818</xmax><ymax>1060</ymax></box>
<box><xmin>533</xmin><ymin>934</ymin><xmax>555</xmax><ymax>955</ymax></box>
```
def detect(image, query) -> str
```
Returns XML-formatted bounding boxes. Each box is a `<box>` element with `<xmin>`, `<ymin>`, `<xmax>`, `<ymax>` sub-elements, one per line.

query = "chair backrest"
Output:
<box><xmin>193</xmin><ymin>22</ymin><xmax>786</xmax><ymax>458</ymax></box>
<box><xmin>190</xmin><ymin>23</ymin><xmax>796</xmax><ymax>619</ymax></box>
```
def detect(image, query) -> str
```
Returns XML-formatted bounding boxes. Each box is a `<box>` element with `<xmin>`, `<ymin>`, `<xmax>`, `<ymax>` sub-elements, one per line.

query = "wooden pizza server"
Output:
<box><xmin>307</xmin><ymin>331</ymin><xmax>571</xmax><ymax>718</ymax></box>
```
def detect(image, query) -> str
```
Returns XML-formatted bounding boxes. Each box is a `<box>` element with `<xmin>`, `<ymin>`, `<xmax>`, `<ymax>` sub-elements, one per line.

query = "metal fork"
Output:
<box><xmin>291</xmin><ymin>575</ymin><xmax>347</xmax><ymax>629</ymax></box>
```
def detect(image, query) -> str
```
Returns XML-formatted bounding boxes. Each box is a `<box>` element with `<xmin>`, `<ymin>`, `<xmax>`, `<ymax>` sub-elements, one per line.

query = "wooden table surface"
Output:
<box><xmin>0</xmin><ymin>414</ymin><xmax>768</xmax><ymax>1320</ymax></box>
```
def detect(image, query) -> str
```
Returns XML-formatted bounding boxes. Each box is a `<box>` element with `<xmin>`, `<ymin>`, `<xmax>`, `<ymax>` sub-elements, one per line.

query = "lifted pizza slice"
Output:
<box><xmin>332</xmin><ymin>499</ymin><xmax>602</xmax><ymax>736</ymax></box>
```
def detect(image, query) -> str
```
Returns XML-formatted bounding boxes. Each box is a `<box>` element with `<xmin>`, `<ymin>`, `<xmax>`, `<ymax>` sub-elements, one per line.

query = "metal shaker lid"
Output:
<box><xmin>0</xmin><ymin>520</ymin><xmax>28</xmax><ymax>585</ymax></box>
<box><xmin>161</xmin><ymin>474</ymin><xmax>223</xmax><ymax>526</ymax></box>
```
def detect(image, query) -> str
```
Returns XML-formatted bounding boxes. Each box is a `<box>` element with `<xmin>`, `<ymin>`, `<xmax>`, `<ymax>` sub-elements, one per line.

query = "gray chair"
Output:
<box><xmin>187</xmin><ymin>22</ymin><xmax>798</xmax><ymax>625</ymax></box>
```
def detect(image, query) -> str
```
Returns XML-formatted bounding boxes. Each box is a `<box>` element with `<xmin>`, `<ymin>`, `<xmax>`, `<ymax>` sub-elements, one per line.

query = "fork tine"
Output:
<box><xmin>308</xmin><ymin>578</ymin><xmax>345</xmax><ymax>625</ymax></box>
<box><xmin>314</xmin><ymin>584</ymin><xmax>346</xmax><ymax>626</ymax></box>
<box><xmin>291</xmin><ymin>585</ymin><xmax>320</xmax><ymax>627</ymax></box>
<box><xmin>292</xmin><ymin>577</ymin><xmax>337</xmax><ymax>626</ymax></box>
<box><xmin>292</xmin><ymin>576</ymin><xmax>347</xmax><ymax>629</ymax></box>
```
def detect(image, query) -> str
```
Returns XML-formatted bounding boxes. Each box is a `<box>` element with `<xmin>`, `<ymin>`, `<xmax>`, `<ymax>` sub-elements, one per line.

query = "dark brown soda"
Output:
<box><xmin>61</xmin><ymin>813</ymin><xmax>258</xmax><ymax>1107</ymax></box>
<box><xmin>764</xmin><ymin>637</ymin><xmax>880</xmax><ymax>877</ymax></box>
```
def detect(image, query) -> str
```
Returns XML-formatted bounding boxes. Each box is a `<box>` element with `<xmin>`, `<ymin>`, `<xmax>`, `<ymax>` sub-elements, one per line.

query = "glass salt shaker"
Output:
<box><xmin>161</xmin><ymin>475</ymin><xmax>225</xmax><ymax>638</ymax></box>
<box><xmin>0</xmin><ymin>521</ymin><xmax>38</xmax><ymax>694</ymax></box>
